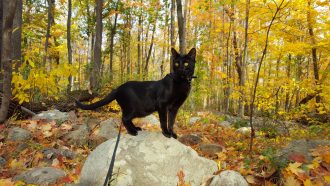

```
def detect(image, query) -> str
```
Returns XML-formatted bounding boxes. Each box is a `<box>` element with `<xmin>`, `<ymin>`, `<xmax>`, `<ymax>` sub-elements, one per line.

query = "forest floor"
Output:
<box><xmin>0</xmin><ymin>108</ymin><xmax>329</xmax><ymax>185</ymax></box>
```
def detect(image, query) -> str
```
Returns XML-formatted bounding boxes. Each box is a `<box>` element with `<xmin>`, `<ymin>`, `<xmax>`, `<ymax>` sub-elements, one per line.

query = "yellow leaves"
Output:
<box><xmin>0</xmin><ymin>179</ymin><xmax>15</xmax><ymax>186</ymax></box>
<box><xmin>287</xmin><ymin>162</ymin><xmax>304</xmax><ymax>176</ymax></box>
<box><xmin>285</xmin><ymin>176</ymin><xmax>301</xmax><ymax>186</ymax></box>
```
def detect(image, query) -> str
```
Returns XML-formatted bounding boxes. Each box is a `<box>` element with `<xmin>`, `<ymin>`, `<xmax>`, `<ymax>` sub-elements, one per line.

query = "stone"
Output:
<box><xmin>279</xmin><ymin>139</ymin><xmax>330</xmax><ymax>162</ymax></box>
<box><xmin>188</xmin><ymin>117</ymin><xmax>201</xmax><ymax>125</ymax></box>
<box><xmin>95</xmin><ymin>118</ymin><xmax>120</xmax><ymax>139</ymax></box>
<box><xmin>63</xmin><ymin>124</ymin><xmax>89</xmax><ymax>146</ymax></box>
<box><xmin>79</xmin><ymin>131</ymin><xmax>217</xmax><ymax>186</ymax></box>
<box><xmin>198</xmin><ymin>144</ymin><xmax>223</xmax><ymax>156</ymax></box>
<box><xmin>236</xmin><ymin>127</ymin><xmax>251</xmax><ymax>135</ymax></box>
<box><xmin>178</xmin><ymin>134</ymin><xmax>202</xmax><ymax>146</ymax></box>
<box><xmin>0</xmin><ymin>156</ymin><xmax>6</xmax><ymax>167</ymax></box>
<box><xmin>209</xmin><ymin>170</ymin><xmax>248</xmax><ymax>186</ymax></box>
<box><xmin>32</xmin><ymin>109</ymin><xmax>69</xmax><ymax>125</ymax></box>
<box><xmin>67</xmin><ymin>111</ymin><xmax>78</xmax><ymax>122</ymax></box>
<box><xmin>7</xmin><ymin>127</ymin><xmax>31</xmax><ymax>141</ymax></box>
<box><xmin>13</xmin><ymin>167</ymin><xmax>66</xmax><ymax>185</ymax></box>
<box><xmin>42</xmin><ymin>148</ymin><xmax>76</xmax><ymax>159</ymax></box>
<box><xmin>219</xmin><ymin>121</ymin><xmax>231</xmax><ymax>128</ymax></box>
<box><xmin>138</xmin><ymin>114</ymin><xmax>160</xmax><ymax>126</ymax></box>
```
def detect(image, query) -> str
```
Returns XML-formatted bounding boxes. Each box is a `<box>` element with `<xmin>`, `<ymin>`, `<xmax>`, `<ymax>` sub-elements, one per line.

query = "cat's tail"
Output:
<box><xmin>75</xmin><ymin>89</ymin><xmax>118</xmax><ymax>110</ymax></box>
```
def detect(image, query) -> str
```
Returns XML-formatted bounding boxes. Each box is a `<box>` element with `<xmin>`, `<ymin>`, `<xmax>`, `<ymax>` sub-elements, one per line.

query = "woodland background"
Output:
<box><xmin>0</xmin><ymin>0</ymin><xmax>329</xmax><ymax>122</ymax></box>
<box><xmin>0</xmin><ymin>0</ymin><xmax>330</xmax><ymax>185</ymax></box>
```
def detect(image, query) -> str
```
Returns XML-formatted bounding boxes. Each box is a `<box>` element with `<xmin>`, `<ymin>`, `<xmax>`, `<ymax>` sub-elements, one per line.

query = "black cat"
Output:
<box><xmin>75</xmin><ymin>48</ymin><xmax>196</xmax><ymax>138</ymax></box>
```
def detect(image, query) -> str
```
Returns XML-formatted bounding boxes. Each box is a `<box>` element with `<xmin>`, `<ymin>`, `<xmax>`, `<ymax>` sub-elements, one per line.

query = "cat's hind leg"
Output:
<box><xmin>122</xmin><ymin>115</ymin><xmax>138</xmax><ymax>136</ymax></box>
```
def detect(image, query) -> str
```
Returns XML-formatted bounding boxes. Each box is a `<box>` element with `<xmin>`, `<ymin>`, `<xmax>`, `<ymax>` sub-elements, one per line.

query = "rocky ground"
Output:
<box><xmin>0</xmin><ymin>109</ymin><xmax>329</xmax><ymax>185</ymax></box>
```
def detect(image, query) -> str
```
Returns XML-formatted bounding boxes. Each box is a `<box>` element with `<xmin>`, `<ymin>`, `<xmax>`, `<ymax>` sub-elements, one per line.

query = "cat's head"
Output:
<box><xmin>171</xmin><ymin>48</ymin><xmax>196</xmax><ymax>79</ymax></box>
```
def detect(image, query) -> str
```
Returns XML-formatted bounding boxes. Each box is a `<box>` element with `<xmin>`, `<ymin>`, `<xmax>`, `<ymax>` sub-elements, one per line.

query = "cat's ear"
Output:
<box><xmin>187</xmin><ymin>48</ymin><xmax>196</xmax><ymax>59</ymax></box>
<box><xmin>171</xmin><ymin>48</ymin><xmax>180</xmax><ymax>59</ymax></box>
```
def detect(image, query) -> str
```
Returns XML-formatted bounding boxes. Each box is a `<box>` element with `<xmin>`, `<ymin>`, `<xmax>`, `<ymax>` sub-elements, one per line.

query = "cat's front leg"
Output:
<box><xmin>158</xmin><ymin>108</ymin><xmax>171</xmax><ymax>138</ymax></box>
<box><xmin>168</xmin><ymin>108</ymin><xmax>179</xmax><ymax>139</ymax></box>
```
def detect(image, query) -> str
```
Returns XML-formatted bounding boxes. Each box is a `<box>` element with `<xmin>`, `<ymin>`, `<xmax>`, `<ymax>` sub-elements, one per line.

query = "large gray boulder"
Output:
<box><xmin>137</xmin><ymin>114</ymin><xmax>160</xmax><ymax>126</ymax></box>
<box><xmin>79</xmin><ymin>131</ymin><xmax>217</xmax><ymax>186</ymax></box>
<box><xmin>209</xmin><ymin>170</ymin><xmax>248</xmax><ymax>186</ymax></box>
<box><xmin>32</xmin><ymin>109</ymin><xmax>69</xmax><ymax>125</ymax></box>
<box><xmin>13</xmin><ymin>167</ymin><xmax>66</xmax><ymax>185</ymax></box>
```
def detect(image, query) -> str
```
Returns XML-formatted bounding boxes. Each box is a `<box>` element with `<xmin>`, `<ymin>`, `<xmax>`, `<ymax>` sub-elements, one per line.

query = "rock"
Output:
<box><xmin>67</xmin><ymin>111</ymin><xmax>78</xmax><ymax>122</ymax></box>
<box><xmin>95</xmin><ymin>118</ymin><xmax>120</xmax><ymax>139</ymax></box>
<box><xmin>178</xmin><ymin>134</ymin><xmax>202</xmax><ymax>146</ymax></box>
<box><xmin>16</xmin><ymin>143</ymin><xmax>29</xmax><ymax>152</ymax></box>
<box><xmin>85</xmin><ymin>118</ymin><xmax>101</xmax><ymax>130</ymax></box>
<box><xmin>198</xmin><ymin>144</ymin><xmax>223</xmax><ymax>156</ymax></box>
<box><xmin>42</xmin><ymin>148</ymin><xmax>76</xmax><ymax>159</ymax></box>
<box><xmin>279</xmin><ymin>139</ymin><xmax>330</xmax><ymax>162</ymax></box>
<box><xmin>63</xmin><ymin>124</ymin><xmax>89</xmax><ymax>146</ymax></box>
<box><xmin>0</xmin><ymin>156</ymin><xmax>6</xmax><ymax>167</ymax></box>
<box><xmin>209</xmin><ymin>170</ymin><xmax>248</xmax><ymax>186</ymax></box>
<box><xmin>138</xmin><ymin>114</ymin><xmax>160</xmax><ymax>126</ymax></box>
<box><xmin>14</xmin><ymin>167</ymin><xmax>66</xmax><ymax>185</ymax></box>
<box><xmin>7</xmin><ymin>127</ymin><xmax>31</xmax><ymax>141</ymax></box>
<box><xmin>32</xmin><ymin>109</ymin><xmax>69</xmax><ymax>125</ymax></box>
<box><xmin>219</xmin><ymin>121</ymin><xmax>231</xmax><ymax>128</ymax></box>
<box><xmin>236</xmin><ymin>127</ymin><xmax>251</xmax><ymax>135</ymax></box>
<box><xmin>79</xmin><ymin>131</ymin><xmax>217</xmax><ymax>186</ymax></box>
<box><xmin>188</xmin><ymin>117</ymin><xmax>201</xmax><ymax>125</ymax></box>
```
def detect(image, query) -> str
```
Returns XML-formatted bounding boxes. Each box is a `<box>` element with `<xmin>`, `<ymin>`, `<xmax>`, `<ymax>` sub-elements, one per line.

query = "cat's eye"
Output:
<box><xmin>184</xmin><ymin>63</ymin><xmax>189</xmax><ymax>67</ymax></box>
<box><xmin>175</xmin><ymin>63</ymin><xmax>179</xmax><ymax>67</ymax></box>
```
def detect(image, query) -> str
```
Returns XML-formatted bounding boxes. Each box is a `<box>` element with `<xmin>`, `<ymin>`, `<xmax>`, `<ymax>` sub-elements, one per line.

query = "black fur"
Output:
<box><xmin>76</xmin><ymin>48</ymin><xmax>196</xmax><ymax>138</ymax></box>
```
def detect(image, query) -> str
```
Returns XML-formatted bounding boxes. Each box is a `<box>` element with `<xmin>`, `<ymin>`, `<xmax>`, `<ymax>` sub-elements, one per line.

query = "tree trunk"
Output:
<box><xmin>285</xmin><ymin>54</ymin><xmax>291</xmax><ymax>111</ymax></box>
<box><xmin>307</xmin><ymin>0</ymin><xmax>321</xmax><ymax>104</ymax></box>
<box><xmin>90</xmin><ymin>0</ymin><xmax>103</xmax><ymax>91</ymax></box>
<box><xmin>248</xmin><ymin>0</ymin><xmax>286</xmax><ymax>153</ymax></box>
<box><xmin>13</xmin><ymin>0</ymin><xmax>22</xmax><ymax>72</ymax></box>
<box><xmin>137</xmin><ymin>4</ymin><xmax>142</xmax><ymax>76</ymax></box>
<box><xmin>170</xmin><ymin>0</ymin><xmax>175</xmax><ymax>73</ymax></box>
<box><xmin>144</xmin><ymin>21</ymin><xmax>157</xmax><ymax>78</ymax></box>
<box><xmin>176</xmin><ymin>0</ymin><xmax>186</xmax><ymax>54</ymax></box>
<box><xmin>109</xmin><ymin>0</ymin><xmax>120</xmax><ymax>81</ymax></box>
<box><xmin>43</xmin><ymin>0</ymin><xmax>55</xmax><ymax>67</ymax></box>
<box><xmin>67</xmin><ymin>0</ymin><xmax>72</xmax><ymax>92</ymax></box>
<box><xmin>0</xmin><ymin>0</ymin><xmax>17</xmax><ymax>123</ymax></box>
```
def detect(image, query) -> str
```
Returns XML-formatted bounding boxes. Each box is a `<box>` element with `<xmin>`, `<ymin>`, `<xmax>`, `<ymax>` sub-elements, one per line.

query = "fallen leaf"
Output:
<box><xmin>322</xmin><ymin>153</ymin><xmax>330</xmax><ymax>164</ymax></box>
<box><xmin>303</xmin><ymin>179</ymin><xmax>311</xmax><ymax>186</ymax></box>
<box><xmin>0</xmin><ymin>179</ymin><xmax>15</xmax><ymax>186</ymax></box>
<box><xmin>285</xmin><ymin>176</ymin><xmax>301</xmax><ymax>186</ymax></box>
<box><xmin>288</xmin><ymin>153</ymin><xmax>307</xmax><ymax>163</ymax></box>
<box><xmin>324</xmin><ymin>175</ymin><xmax>330</xmax><ymax>182</ymax></box>
<box><xmin>287</xmin><ymin>162</ymin><xmax>304</xmax><ymax>176</ymax></box>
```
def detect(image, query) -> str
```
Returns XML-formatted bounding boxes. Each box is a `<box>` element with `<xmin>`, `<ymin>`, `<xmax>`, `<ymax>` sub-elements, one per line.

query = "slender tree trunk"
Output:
<box><xmin>176</xmin><ymin>0</ymin><xmax>186</xmax><ymax>54</ymax></box>
<box><xmin>43</xmin><ymin>0</ymin><xmax>54</xmax><ymax>67</ymax></box>
<box><xmin>0</xmin><ymin>0</ymin><xmax>17</xmax><ymax>123</ymax></box>
<box><xmin>67</xmin><ymin>0</ymin><xmax>72</xmax><ymax>92</ymax></box>
<box><xmin>240</xmin><ymin>0</ymin><xmax>250</xmax><ymax>116</ymax></box>
<box><xmin>137</xmin><ymin>3</ymin><xmax>142</xmax><ymax>76</ymax></box>
<box><xmin>90</xmin><ymin>0</ymin><xmax>103</xmax><ymax>91</ymax></box>
<box><xmin>109</xmin><ymin>0</ymin><xmax>120</xmax><ymax>81</ymax></box>
<box><xmin>0</xmin><ymin>1</ymin><xmax>3</xmax><ymax>73</ymax></box>
<box><xmin>13</xmin><ymin>0</ymin><xmax>22</xmax><ymax>72</ymax></box>
<box><xmin>144</xmin><ymin>20</ymin><xmax>157</xmax><ymax>78</ymax></box>
<box><xmin>249</xmin><ymin>0</ymin><xmax>286</xmax><ymax>153</ymax></box>
<box><xmin>285</xmin><ymin>54</ymin><xmax>291</xmax><ymax>111</ymax></box>
<box><xmin>170</xmin><ymin>0</ymin><xmax>175</xmax><ymax>73</ymax></box>
<box><xmin>307</xmin><ymin>0</ymin><xmax>321</xmax><ymax>104</ymax></box>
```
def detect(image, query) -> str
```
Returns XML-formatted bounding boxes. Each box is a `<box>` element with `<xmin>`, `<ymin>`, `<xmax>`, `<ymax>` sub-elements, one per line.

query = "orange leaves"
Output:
<box><xmin>177</xmin><ymin>170</ymin><xmax>190</xmax><ymax>186</ymax></box>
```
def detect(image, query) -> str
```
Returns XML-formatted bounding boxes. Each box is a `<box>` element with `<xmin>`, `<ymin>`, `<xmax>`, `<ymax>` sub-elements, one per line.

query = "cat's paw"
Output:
<box><xmin>162</xmin><ymin>131</ymin><xmax>171</xmax><ymax>138</ymax></box>
<box><xmin>171</xmin><ymin>132</ymin><xmax>178</xmax><ymax>139</ymax></box>
<box><xmin>135</xmin><ymin>126</ymin><xmax>142</xmax><ymax>131</ymax></box>
<box><xmin>127</xmin><ymin>130</ymin><xmax>138</xmax><ymax>136</ymax></box>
